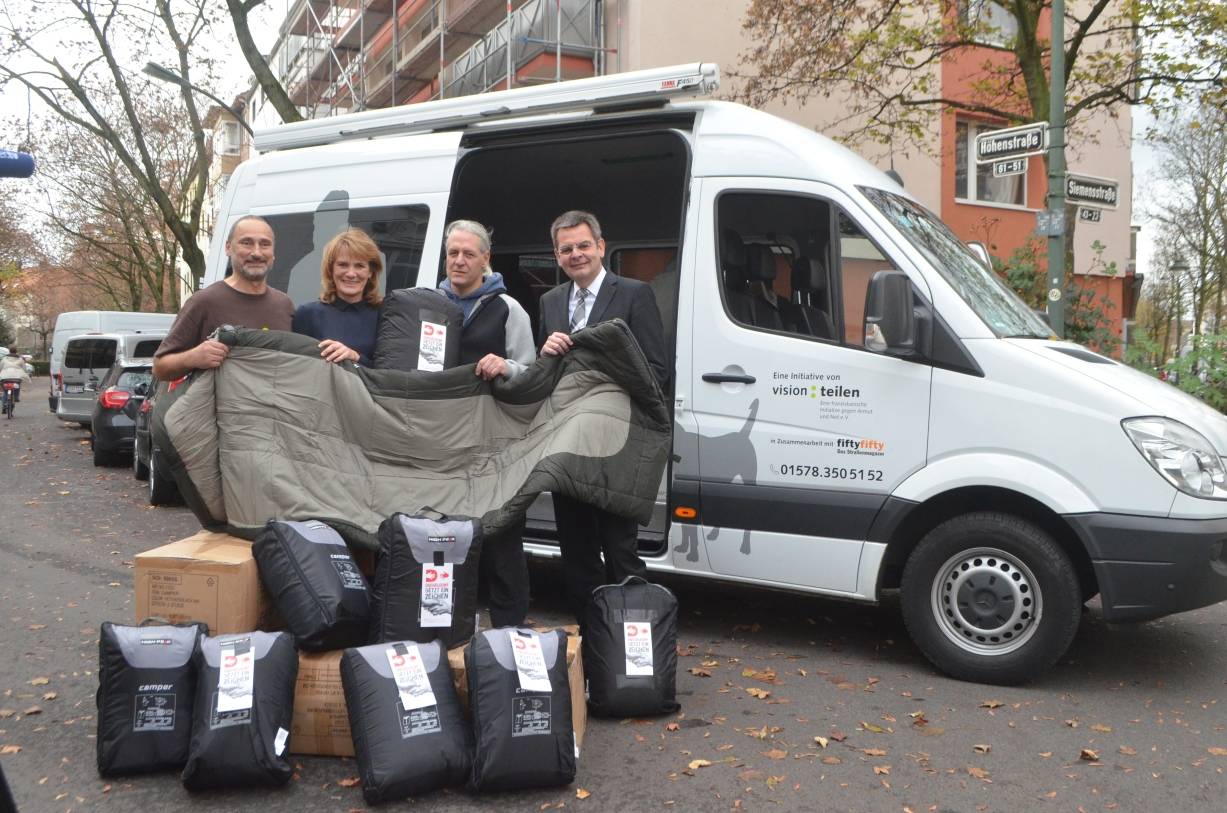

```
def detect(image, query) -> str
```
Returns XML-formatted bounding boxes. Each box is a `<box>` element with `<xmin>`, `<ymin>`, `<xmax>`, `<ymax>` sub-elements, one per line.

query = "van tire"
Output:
<box><xmin>133</xmin><ymin>445</ymin><xmax>149</xmax><ymax>481</ymax></box>
<box><xmin>91</xmin><ymin>438</ymin><xmax>116</xmax><ymax>467</ymax></box>
<box><xmin>148</xmin><ymin>451</ymin><xmax>178</xmax><ymax>506</ymax></box>
<box><xmin>900</xmin><ymin>512</ymin><xmax>1081</xmax><ymax>685</ymax></box>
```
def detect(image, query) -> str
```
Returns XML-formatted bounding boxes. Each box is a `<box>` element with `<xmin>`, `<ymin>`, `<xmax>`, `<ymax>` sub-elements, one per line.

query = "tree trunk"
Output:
<box><xmin>226</xmin><ymin>0</ymin><xmax>304</xmax><ymax>125</ymax></box>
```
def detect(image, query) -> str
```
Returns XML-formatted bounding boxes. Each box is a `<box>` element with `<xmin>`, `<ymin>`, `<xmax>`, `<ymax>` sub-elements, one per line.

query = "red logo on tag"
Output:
<box><xmin>425</xmin><ymin>568</ymin><xmax>437</xmax><ymax>583</ymax></box>
<box><xmin>223</xmin><ymin>655</ymin><xmax>237</xmax><ymax>668</ymax></box>
<box><xmin>424</xmin><ymin>324</ymin><xmax>435</xmax><ymax>335</ymax></box>
<box><xmin>514</xmin><ymin>637</ymin><xmax>526</xmax><ymax>650</ymax></box>
<box><xmin>627</xmin><ymin>625</ymin><xmax>638</xmax><ymax>637</ymax></box>
<box><xmin>391</xmin><ymin>654</ymin><xmax>405</xmax><ymax>667</ymax></box>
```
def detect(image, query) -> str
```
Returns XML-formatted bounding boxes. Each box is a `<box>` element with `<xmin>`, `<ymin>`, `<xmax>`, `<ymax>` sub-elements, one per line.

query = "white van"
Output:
<box><xmin>207</xmin><ymin>64</ymin><xmax>1227</xmax><ymax>683</ymax></box>
<box><xmin>56</xmin><ymin>332</ymin><xmax>167</xmax><ymax>425</ymax></box>
<box><xmin>49</xmin><ymin>311</ymin><xmax>175</xmax><ymax>413</ymax></box>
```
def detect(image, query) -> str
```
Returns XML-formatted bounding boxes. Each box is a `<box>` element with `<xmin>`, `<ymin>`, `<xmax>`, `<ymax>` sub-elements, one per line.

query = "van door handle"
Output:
<box><xmin>702</xmin><ymin>373</ymin><xmax>756</xmax><ymax>385</ymax></box>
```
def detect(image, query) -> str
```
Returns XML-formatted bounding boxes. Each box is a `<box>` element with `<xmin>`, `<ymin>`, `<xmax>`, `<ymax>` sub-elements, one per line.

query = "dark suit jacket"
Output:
<box><xmin>537</xmin><ymin>269</ymin><xmax>669</xmax><ymax>389</ymax></box>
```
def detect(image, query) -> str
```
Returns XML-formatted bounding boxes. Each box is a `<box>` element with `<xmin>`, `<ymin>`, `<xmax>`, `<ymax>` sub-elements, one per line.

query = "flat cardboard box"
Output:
<box><xmin>134</xmin><ymin>530</ymin><xmax>273</xmax><ymax>635</ymax></box>
<box><xmin>448</xmin><ymin>628</ymin><xmax>586</xmax><ymax>753</ymax></box>
<box><xmin>291</xmin><ymin>650</ymin><xmax>354</xmax><ymax>757</ymax></box>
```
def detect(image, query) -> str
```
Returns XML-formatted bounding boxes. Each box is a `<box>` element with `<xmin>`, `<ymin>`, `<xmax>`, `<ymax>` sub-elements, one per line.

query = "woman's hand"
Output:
<box><xmin>318</xmin><ymin>339</ymin><xmax>359</xmax><ymax>364</ymax></box>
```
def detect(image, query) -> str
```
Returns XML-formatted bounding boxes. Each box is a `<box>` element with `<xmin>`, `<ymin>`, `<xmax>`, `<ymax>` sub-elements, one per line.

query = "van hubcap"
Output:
<box><xmin>931</xmin><ymin>547</ymin><xmax>1041</xmax><ymax>656</ymax></box>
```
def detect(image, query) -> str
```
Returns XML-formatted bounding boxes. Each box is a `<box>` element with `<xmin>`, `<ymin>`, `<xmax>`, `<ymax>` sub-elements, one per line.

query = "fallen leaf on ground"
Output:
<box><xmin>979</xmin><ymin>700</ymin><xmax>1003</xmax><ymax>709</ymax></box>
<box><xmin>29</xmin><ymin>677</ymin><xmax>49</xmax><ymax>686</ymax></box>
<box><xmin>813</xmin><ymin>736</ymin><xmax>828</xmax><ymax>748</ymax></box>
<box><xmin>0</xmin><ymin>710</ymin><xmax>12</xmax><ymax>719</ymax></box>
<box><xmin>1079</xmin><ymin>749</ymin><xmax>1101</xmax><ymax>762</ymax></box>
<box><xmin>1091</xmin><ymin>724</ymin><xmax>1112</xmax><ymax>733</ymax></box>
<box><xmin>860</xmin><ymin>721</ymin><xmax>886</xmax><ymax>733</ymax></box>
<box><xmin>830</xmin><ymin>730</ymin><xmax>847</xmax><ymax>742</ymax></box>
<box><xmin>23</xmin><ymin>706</ymin><xmax>41</xmax><ymax>716</ymax></box>
<box><xmin>746</xmin><ymin>687</ymin><xmax>771</xmax><ymax>699</ymax></box>
<box><xmin>688</xmin><ymin>759</ymin><xmax>712</xmax><ymax>770</ymax></box>
<box><xmin>41</xmin><ymin>692</ymin><xmax>56</xmax><ymax>701</ymax></box>
<box><xmin>1065</xmin><ymin>719</ymin><xmax>1079</xmax><ymax>728</ymax></box>
<box><xmin>0</xmin><ymin>745</ymin><xmax>20</xmax><ymax>755</ymax></box>
<box><xmin>820</xmin><ymin>755</ymin><xmax>841</xmax><ymax>765</ymax></box>
<box><xmin>967</xmin><ymin>766</ymin><xmax>990</xmax><ymax>780</ymax></box>
<box><xmin>763</xmin><ymin>749</ymin><xmax>787</xmax><ymax>760</ymax></box>
<box><xmin>873</xmin><ymin>765</ymin><xmax>890</xmax><ymax>775</ymax></box>
<box><xmin>337</xmin><ymin>776</ymin><xmax>361</xmax><ymax>787</ymax></box>
<box><xmin>28</xmin><ymin>624</ymin><xmax>44</xmax><ymax>631</ymax></box>
<box><xmin>1119</xmin><ymin>746</ymin><xmax>1138</xmax><ymax>756</ymax></box>
<box><xmin>1207</xmin><ymin>747</ymin><xmax>1227</xmax><ymax>757</ymax></box>
<box><xmin>862</xmin><ymin>748</ymin><xmax>887</xmax><ymax>757</ymax></box>
<box><xmin>738</xmin><ymin>769</ymin><xmax>764</xmax><ymax>782</ymax></box>
<box><xmin>688</xmin><ymin>668</ymin><xmax>712</xmax><ymax>678</ymax></box>
<box><xmin>665</xmin><ymin>723</ymin><xmax>679</xmax><ymax>732</ymax></box>
<box><xmin>766</xmin><ymin>775</ymin><xmax>784</xmax><ymax>789</ymax></box>
<box><xmin>974</xmin><ymin>744</ymin><xmax>991</xmax><ymax>754</ymax></box>
<box><xmin>576</xmin><ymin>788</ymin><xmax>591</xmax><ymax>799</ymax></box>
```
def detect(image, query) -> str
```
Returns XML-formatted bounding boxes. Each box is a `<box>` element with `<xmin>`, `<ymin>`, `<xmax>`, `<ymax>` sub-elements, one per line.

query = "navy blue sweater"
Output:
<box><xmin>291</xmin><ymin>299</ymin><xmax>379</xmax><ymax>365</ymax></box>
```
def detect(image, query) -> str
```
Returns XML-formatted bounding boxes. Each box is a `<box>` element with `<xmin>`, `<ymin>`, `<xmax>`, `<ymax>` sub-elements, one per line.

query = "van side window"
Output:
<box><xmin>716</xmin><ymin>192</ymin><xmax>899</xmax><ymax>347</ymax></box>
<box><xmin>262</xmin><ymin>204</ymin><xmax>431</xmax><ymax>302</ymax></box>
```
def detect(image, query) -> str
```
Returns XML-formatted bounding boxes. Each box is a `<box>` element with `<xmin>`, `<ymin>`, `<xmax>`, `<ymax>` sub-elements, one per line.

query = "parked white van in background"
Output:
<box><xmin>202</xmin><ymin>64</ymin><xmax>1227</xmax><ymax>683</ymax></box>
<box><xmin>49</xmin><ymin>311</ymin><xmax>174</xmax><ymax>413</ymax></box>
<box><xmin>56</xmin><ymin>332</ymin><xmax>168</xmax><ymax>425</ymax></box>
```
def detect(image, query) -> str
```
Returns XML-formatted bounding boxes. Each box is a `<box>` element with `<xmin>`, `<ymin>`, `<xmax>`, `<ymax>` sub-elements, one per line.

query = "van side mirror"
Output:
<box><xmin>134</xmin><ymin>382</ymin><xmax>149</xmax><ymax>397</ymax></box>
<box><xmin>864</xmin><ymin>271</ymin><xmax>916</xmax><ymax>355</ymax></box>
<box><xmin>966</xmin><ymin>241</ymin><xmax>992</xmax><ymax>270</ymax></box>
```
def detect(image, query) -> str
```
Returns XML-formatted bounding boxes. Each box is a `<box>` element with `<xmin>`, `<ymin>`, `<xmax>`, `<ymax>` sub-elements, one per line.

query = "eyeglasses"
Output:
<box><xmin>555</xmin><ymin>241</ymin><xmax>595</xmax><ymax>257</ymax></box>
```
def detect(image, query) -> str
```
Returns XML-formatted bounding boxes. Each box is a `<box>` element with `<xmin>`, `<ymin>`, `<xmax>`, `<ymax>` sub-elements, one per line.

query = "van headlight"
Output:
<box><xmin>1122</xmin><ymin>417</ymin><xmax>1227</xmax><ymax>499</ymax></box>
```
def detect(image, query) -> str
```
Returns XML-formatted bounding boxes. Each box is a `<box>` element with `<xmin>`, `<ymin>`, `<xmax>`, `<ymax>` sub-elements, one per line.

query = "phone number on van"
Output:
<box><xmin>774</xmin><ymin>465</ymin><xmax>884</xmax><ymax>481</ymax></box>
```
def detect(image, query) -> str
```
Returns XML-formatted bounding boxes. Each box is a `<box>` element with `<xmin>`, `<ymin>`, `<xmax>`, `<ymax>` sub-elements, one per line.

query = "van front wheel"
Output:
<box><xmin>900</xmin><ymin>513</ymin><xmax>1081</xmax><ymax>685</ymax></box>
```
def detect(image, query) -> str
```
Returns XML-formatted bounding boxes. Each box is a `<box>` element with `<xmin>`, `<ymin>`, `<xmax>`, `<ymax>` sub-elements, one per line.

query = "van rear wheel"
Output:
<box><xmin>900</xmin><ymin>512</ymin><xmax>1081</xmax><ymax>685</ymax></box>
<box><xmin>148</xmin><ymin>450</ymin><xmax>178</xmax><ymax>506</ymax></box>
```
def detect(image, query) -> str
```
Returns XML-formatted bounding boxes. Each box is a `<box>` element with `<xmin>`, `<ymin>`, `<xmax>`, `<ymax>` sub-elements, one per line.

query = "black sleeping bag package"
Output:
<box><xmin>371</xmin><ymin>287</ymin><xmax>463</xmax><ymax>372</ymax></box>
<box><xmin>96</xmin><ymin>621</ymin><xmax>206</xmax><ymax>776</ymax></box>
<box><xmin>181</xmin><ymin>631</ymin><xmax>298</xmax><ymax>791</ymax></box>
<box><xmin>466</xmin><ymin>628</ymin><xmax>576</xmax><ymax>792</ymax></box>
<box><xmin>254</xmin><ymin>519</ymin><xmax>371</xmax><ymax>651</ymax></box>
<box><xmin>368</xmin><ymin>511</ymin><xmax>482</xmax><ymax>649</ymax></box>
<box><xmin>340</xmin><ymin>640</ymin><xmax>472</xmax><ymax>803</ymax></box>
<box><xmin>584</xmin><ymin>577</ymin><xmax>681</xmax><ymax>717</ymax></box>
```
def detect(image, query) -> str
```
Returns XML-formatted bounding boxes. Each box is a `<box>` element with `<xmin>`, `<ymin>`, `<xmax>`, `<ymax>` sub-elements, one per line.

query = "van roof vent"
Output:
<box><xmin>254</xmin><ymin>63</ymin><xmax>719</xmax><ymax>153</ymax></box>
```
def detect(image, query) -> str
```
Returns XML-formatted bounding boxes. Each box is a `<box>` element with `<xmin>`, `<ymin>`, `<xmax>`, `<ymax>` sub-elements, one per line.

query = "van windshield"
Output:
<box><xmin>859</xmin><ymin>187</ymin><xmax>1052</xmax><ymax>339</ymax></box>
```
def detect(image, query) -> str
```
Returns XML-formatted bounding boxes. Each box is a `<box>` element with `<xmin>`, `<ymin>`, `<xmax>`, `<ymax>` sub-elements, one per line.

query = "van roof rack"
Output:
<box><xmin>255</xmin><ymin>63</ymin><xmax>720</xmax><ymax>153</ymax></box>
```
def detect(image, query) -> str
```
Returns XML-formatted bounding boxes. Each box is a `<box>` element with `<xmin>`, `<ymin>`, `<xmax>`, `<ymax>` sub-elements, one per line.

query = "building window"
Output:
<box><xmin>959</xmin><ymin>1</ymin><xmax>1019</xmax><ymax>47</ymax></box>
<box><xmin>955</xmin><ymin>120</ymin><xmax>1027</xmax><ymax>207</ymax></box>
<box><xmin>218</xmin><ymin>121</ymin><xmax>241</xmax><ymax>156</ymax></box>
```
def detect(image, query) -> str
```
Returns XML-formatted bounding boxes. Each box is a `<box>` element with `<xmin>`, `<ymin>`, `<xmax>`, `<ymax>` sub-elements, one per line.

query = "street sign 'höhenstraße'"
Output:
<box><xmin>975</xmin><ymin>122</ymin><xmax>1048</xmax><ymax>163</ymax></box>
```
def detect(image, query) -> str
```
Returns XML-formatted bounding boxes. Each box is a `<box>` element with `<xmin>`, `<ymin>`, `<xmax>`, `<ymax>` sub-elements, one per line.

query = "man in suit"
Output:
<box><xmin>538</xmin><ymin>210</ymin><xmax>669</xmax><ymax>622</ymax></box>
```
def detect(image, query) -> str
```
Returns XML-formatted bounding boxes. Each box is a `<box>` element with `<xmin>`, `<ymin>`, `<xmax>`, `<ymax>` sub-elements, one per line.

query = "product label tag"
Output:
<box><xmin>417</xmin><ymin>321</ymin><xmax>447</xmax><ymax>371</ymax></box>
<box><xmin>509</xmin><ymin>630</ymin><xmax>552</xmax><ymax>693</ymax></box>
<box><xmin>385</xmin><ymin>644</ymin><xmax>437</xmax><ymax>711</ymax></box>
<box><xmin>511</xmin><ymin>695</ymin><xmax>552</xmax><ymax>737</ymax></box>
<box><xmin>331</xmin><ymin>556</ymin><xmax>366</xmax><ymax>590</ymax></box>
<box><xmin>212</xmin><ymin>638</ymin><xmax>254</xmax><ymax>727</ymax></box>
<box><xmin>623</xmin><ymin>621</ymin><xmax>654</xmax><ymax>676</ymax></box>
<box><xmin>132</xmin><ymin>691</ymin><xmax>176</xmax><ymax>732</ymax></box>
<box><xmin>419</xmin><ymin>563</ymin><xmax>454</xmax><ymax>628</ymax></box>
<box><xmin>274</xmin><ymin>727</ymin><xmax>289</xmax><ymax>756</ymax></box>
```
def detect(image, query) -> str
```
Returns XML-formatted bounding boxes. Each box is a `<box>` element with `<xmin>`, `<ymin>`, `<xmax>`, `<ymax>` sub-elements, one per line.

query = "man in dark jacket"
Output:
<box><xmin>440</xmin><ymin>219</ymin><xmax>535</xmax><ymax>626</ymax></box>
<box><xmin>537</xmin><ymin>209</ymin><xmax>668</xmax><ymax>622</ymax></box>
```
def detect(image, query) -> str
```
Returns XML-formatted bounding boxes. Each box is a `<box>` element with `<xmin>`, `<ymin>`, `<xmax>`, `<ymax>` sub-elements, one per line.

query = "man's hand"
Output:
<box><xmin>191</xmin><ymin>339</ymin><xmax>230</xmax><ymax>370</ymax></box>
<box><xmin>318</xmin><ymin>339</ymin><xmax>359</xmax><ymax>364</ymax></box>
<box><xmin>475</xmin><ymin>353</ymin><xmax>508</xmax><ymax>380</ymax></box>
<box><xmin>541</xmin><ymin>331</ymin><xmax>573</xmax><ymax>357</ymax></box>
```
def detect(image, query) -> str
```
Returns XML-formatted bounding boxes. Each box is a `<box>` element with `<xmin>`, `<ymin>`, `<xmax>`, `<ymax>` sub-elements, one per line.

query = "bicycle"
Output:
<box><xmin>1</xmin><ymin>380</ymin><xmax>19</xmax><ymax>419</ymax></box>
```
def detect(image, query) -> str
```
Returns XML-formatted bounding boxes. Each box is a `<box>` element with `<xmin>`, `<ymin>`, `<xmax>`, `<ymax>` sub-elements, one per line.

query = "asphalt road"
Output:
<box><xmin>1</xmin><ymin>383</ymin><xmax>1225</xmax><ymax>812</ymax></box>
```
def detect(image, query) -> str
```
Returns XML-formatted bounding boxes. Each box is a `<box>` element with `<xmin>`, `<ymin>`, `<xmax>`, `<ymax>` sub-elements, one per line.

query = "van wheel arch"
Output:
<box><xmin>873</xmin><ymin>487</ymin><xmax>1098</xmax><ymax>602</ymax></box>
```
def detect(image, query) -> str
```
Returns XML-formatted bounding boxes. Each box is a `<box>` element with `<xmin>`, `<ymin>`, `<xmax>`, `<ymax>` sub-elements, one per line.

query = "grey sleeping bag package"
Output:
<box><xmin>340</xmin><ymin>640</ymin><xmax>472</xmax><ymax>803</ymax></box>
<box><xmin>181</xmin><ymin>631</ymin><xmax>298</xmax><ymax>791</ymax></box>
<box><xmin>466</xmin><ymin>628</ymin><xmax>576</xmax><ymax>792</ymax></box>
<box><xmin>369</xmin><ymin>512</ymin><xmax>482</xmax><ymax>649</ymax></box>
<box><xmin>96</xmin><ymin>621</ymin><xmax>206</xmax><ymax>776</ymax></box>
<box><xmin>253</xmin><ymin>519</ymin><xmax>371</xmax><ymax>651</ymax></box>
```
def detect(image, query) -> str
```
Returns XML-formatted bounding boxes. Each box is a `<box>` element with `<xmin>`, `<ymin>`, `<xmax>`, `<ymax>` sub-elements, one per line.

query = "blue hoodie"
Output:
<box><xmin>439</xmin><ymin>271</ymin><xmax>507</xmax><ymax>325</ymax></box>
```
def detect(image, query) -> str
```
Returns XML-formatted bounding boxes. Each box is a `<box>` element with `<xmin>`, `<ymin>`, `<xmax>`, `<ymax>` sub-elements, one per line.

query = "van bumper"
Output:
<box><xmin>1068</xmin><ymin>512</ymin><xmax>1227</xmax><ymax>622</ymax></box>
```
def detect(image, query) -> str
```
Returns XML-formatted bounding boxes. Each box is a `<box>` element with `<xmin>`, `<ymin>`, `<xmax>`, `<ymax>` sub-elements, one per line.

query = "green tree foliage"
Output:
<box><xmin>737</xmin><ymin>0</ymin><xmax>1227</xmax><ymax>148</ymax></box>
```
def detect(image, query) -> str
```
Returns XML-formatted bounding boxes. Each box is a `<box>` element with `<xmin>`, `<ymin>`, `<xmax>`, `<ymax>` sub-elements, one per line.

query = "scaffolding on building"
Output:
<box><xmin>267</xmin><ymin>0</ymin><xmax>618</xmax><ymax>119</ymax></box>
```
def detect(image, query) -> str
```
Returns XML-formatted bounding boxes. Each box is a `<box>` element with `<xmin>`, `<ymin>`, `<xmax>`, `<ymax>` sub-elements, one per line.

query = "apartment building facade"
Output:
<box><xmin>246</xmin><ymin>0</ymin><xmax>1135</xmax><ymax>345</ymax></box>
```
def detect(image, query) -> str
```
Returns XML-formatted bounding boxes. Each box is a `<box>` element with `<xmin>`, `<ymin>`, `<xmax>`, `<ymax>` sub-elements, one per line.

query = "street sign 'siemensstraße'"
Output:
<box><xmin>975</xmin><ymin>122</ymin><xmax>1048</xmax><ymax>164</ymax></box>
<box><xmin>1065</xmin><ymin>173</ymin><xmax>1119</xmax><ymax>209</ymax></box>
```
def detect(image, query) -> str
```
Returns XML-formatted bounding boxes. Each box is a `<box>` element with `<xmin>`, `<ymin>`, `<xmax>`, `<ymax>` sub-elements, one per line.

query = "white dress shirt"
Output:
<box><xmin>567</xmin><ymin>267</ymin><xmax>606</xmax><ymax>331</ymax></box>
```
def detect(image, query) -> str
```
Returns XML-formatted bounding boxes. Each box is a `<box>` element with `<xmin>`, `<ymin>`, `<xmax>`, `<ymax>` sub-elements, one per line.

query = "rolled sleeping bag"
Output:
<box><xmin>466</xmin><ymin>628</ymin><xmax>576</xmax><ymax>792</ymax></box>
<box><xmin>340</xmin><ymin>640</ymin><xmax>472</xmax><ymax>803</ymax></box>
<box><xmin>96</xmin><ymin>621</ymin><xmax>206</xmax><ymax>776</ymax></box>
<box><xmin>371</xmin><ymin>288</ymin><xmax>463</xmax><ymax>372</ymax></box>
<box><xmin>181</xmin><ymin>631</ymin><xmax>298</xmax><ymax>791</ymax></box>
<box><xmin>253</xmin><ymin>519</ymin><xmax>371</xmax><ymax>651</ymax></box>
<box><xmin>584</xmin><ymin>576</ymin><xmax>681</xmax><ymax>718</ymax></box>
<box><xmin>368</xmin><ymin>511</ymin><xmax>482</xmax><ymax>649</ymax></box>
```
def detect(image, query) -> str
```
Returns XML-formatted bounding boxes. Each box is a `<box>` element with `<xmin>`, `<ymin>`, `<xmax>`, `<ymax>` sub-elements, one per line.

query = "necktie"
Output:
<box><xmin>570</xmin><ymin>287</ymin><xmax>589</xmax><ymax>332</ymax></box>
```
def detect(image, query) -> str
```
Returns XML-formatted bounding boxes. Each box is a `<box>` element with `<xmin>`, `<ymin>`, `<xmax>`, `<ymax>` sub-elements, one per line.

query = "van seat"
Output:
<box><xmin>787</xmin><ymin>256</ymin><xmax>836</xmax><ymax>339</ymax></box>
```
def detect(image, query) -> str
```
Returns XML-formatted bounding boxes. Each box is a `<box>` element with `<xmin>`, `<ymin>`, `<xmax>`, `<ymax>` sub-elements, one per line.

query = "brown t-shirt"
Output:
<box><xmin>155</xmin><ymin>280</ymin><xmax>295</xmax><ymax>358</ymax></box>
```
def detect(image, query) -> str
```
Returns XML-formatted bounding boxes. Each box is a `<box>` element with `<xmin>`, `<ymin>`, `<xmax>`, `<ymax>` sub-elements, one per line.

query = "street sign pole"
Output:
<box><xmin>1045</xmin><ymin>0</ymin><xmax>1066</xmax><ymax>337</ymax></box>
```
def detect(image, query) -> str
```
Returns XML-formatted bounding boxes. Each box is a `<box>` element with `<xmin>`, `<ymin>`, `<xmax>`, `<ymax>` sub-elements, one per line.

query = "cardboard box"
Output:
<box><xmin>291</xmin><ymin>651</ymin><xmax>354</xmax><ymax>757</ymax></box>
<box><xmin>134</xmin><ymin>530</ymin><xmax>273</xmax><ymax>635</ymax></box>
<box><xmin>448</xmin><ymin>628</ymin><xmax>586</xmax><ymax>753</ymax></box>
